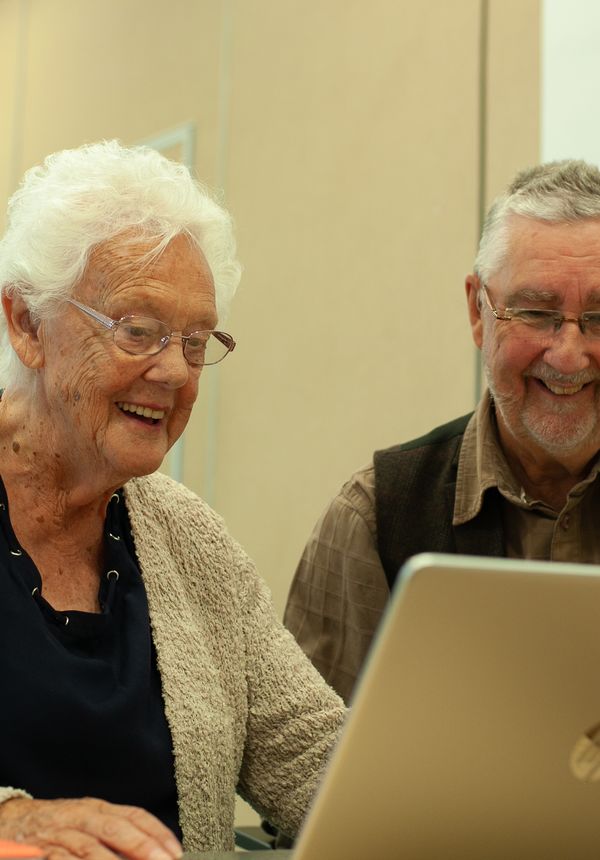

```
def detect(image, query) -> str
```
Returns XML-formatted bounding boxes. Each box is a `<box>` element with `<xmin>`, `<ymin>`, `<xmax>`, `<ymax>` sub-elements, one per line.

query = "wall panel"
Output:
<box><xmin>2</xmin><ymin>0</ymin><xmax>540</xmax><ymax>617</ymax></box>
<box><xmin>2</xmin><ymin>0</ymin><xmax>540</xmax><ymax>833</ymax></box>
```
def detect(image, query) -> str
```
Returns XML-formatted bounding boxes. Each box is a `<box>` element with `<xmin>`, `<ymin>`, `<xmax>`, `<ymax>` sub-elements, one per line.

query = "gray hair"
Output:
<box><xmin>0</xmin><ymin>139</ymin><xmax>242</xmax><ymax>388</ymax></box>
<box><xmin>475</xmin><ymin>159</ymin><xmax>600</xmax><ymax>282</ymax></box>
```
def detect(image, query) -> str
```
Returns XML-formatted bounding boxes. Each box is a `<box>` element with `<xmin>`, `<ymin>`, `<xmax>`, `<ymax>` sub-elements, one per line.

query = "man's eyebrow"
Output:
<box><xmin>506</xmin><ymin>287</ymin><xmax>600</xmax><ymax>306</ymax></box>
<box><xmin>505</xmin><ymin>287</ymin><xmax>561</xmax><ymax>305</ymax></box>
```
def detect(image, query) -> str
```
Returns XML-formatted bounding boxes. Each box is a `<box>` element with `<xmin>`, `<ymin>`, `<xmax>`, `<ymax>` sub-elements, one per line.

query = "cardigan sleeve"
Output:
<box><xmin>0</xmin><ymin>787</ymin><xmax>33</xmax><ymax>804</ymax></box>
<box><xmin>124</xmin><ymin>470</ymin><xmax>348</xmax><ymax>847</ymax></box>
<box><xmin>233</xmin><ymin>541</ymin><xmax>347</xmax><ymax>839</ymax></box>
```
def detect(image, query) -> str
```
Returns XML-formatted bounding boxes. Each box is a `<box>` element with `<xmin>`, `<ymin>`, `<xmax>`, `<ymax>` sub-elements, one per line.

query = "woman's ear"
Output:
<box><xmin>465</xmin><ymin>273</ymin><xmax>483</xmax><ymax>349</ymax></box>
<box><xmin>1</xmin><ymin>292</ymin><xmax>44</xmax><ymax>369</ymax></box>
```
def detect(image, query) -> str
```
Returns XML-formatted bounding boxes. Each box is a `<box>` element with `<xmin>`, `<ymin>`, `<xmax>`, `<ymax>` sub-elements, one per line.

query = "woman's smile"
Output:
<box><xmin>116</xmin><ymin>401</ymin><xmax>167</xmax><ymax>425</ymax></box>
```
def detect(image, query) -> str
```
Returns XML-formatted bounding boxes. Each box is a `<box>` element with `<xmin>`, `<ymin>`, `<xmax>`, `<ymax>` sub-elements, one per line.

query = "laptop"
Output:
<box><xmin>290</xmin><ymin>552</ymin><xmax>600</xmax><ymax>860</ymax></box>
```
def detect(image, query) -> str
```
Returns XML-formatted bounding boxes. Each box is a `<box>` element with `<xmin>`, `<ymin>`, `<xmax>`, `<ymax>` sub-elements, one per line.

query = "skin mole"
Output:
<box><xmin>12</xmin><ymin>441</ymin><xmax>20</xmax><ymax>454</ymax></box>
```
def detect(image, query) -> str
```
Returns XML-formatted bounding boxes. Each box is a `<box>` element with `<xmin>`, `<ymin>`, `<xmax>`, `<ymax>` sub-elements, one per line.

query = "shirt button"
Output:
<box><xmin>561</xmin><ymin>514</ymin><xmax>571</xmax><ymax>530</ymax></box>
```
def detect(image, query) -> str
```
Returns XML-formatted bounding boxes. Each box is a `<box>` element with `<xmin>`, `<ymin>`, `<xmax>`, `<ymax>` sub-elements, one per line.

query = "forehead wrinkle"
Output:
<box><xmin>82</xmin><ymin>237</ymin><xmax>216</xmax><ymax>327</ymax></box>
<box><xmin>79</xmin><ymin>248</ymin><xmax>143</xmax><ymax>308</ymax></box>
<box><xmin>88</xmin><ymin>236</ymin><xmax>151</xmax><ymax>277</ymax></box>
<box><xmin>85</xmin><ymin>233</ymin><xmax>194</xmax><ymax>293</ymax></box>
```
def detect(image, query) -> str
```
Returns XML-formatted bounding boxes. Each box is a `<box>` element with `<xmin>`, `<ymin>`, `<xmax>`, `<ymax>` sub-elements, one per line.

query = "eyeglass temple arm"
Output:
<box><xmin>67</xmin><ymin>299</ymin><xmax>117</xmax><ymax>330</ymax></box>
<box><xmin>213</xmin><ymin>331</ymin><xmax>236</xmax><ymax>351</ymax></box>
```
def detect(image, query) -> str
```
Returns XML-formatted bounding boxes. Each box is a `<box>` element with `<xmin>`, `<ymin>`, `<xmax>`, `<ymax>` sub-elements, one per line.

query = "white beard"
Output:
<box><xmin>483</xmin><ymin>356</ymin><xmax>600</xmax><ymax>456</ymax></box>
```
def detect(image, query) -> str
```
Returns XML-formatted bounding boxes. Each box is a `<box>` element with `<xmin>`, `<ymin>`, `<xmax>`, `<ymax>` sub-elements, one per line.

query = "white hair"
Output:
<box><xmin>0</xmin><ymin>139</ymin><xmax>242</xmax><ymax>388</ymax></box>
<box><xmin>475</xmin><ymin>159</ymin><xmax>600</xmax><ymax>282</ymax></box>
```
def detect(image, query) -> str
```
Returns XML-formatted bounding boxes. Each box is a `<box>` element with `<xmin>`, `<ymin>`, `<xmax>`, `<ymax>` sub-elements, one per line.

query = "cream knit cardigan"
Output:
<box><xmin>0</xmin><ymin>471</ymin><xmax>346</xmax><ymax>852</ymax></box>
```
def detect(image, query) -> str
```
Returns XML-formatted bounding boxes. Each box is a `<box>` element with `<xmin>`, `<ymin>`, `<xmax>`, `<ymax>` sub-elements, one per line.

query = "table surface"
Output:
<box><xmin>185</xmin><ymin>852</ymin><xmax>290</xmax><ymax>859</ymax></box>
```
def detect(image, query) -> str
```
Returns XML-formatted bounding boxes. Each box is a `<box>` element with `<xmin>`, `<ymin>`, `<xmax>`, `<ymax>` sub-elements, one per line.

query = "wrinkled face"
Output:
<box><xmin>470</xmin><ymin>215</ymin><xmax>600</xmax><ymax>466</ymax></box>
<box><xmin>37</xmin><ymin>233</ymin><xmax>217</xmax><ymax>487</ymax></box>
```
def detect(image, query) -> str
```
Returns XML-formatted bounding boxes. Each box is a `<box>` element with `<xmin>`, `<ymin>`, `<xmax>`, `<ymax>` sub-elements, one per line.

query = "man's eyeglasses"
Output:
<box><xmin>481</xmin><ymin>285</ymin><xmax>600</xmax><ymax>339</ymax></box>
<box><xmin>67</xmin><ymin>299</ymin><xmax>236</xmax><ymax>367</ymax></box>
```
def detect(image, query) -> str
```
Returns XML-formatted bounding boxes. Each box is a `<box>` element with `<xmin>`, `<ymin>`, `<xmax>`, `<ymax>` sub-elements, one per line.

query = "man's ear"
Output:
<box><xmin>465</xmin><ymin>273</ymin><xmax>483</xmax><ymax>349</ymax></box>
<box><xmin>1</xmin><ymin>291</ymin><xmax>44</xmax><ymax>370</ymax></box>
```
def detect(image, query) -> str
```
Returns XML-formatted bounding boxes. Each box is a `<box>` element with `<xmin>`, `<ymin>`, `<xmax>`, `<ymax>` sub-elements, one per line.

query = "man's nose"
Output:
<box><xmin>542</xmin><ymin>319</ymin><xmax>592</xmax><ymax>375</ymax></box>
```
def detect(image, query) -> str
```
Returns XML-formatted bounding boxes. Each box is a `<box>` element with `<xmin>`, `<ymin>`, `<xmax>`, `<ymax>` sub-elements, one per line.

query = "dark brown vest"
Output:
<box><xmin>374</xmin><ymin>413</ymin><xmax>505</xmax><ymax>590</ymax></box>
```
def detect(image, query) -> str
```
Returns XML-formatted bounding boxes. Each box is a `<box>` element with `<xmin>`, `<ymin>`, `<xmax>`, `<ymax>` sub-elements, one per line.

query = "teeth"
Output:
<box><xmin>545</xmin><ymin>382</ymin><xmax>585</xmax><ymax>395</ymax></box>
<box><xmin>117</xmin><ymin>402</ymin><xmax>165</xmax><ymax>419</ymax></box>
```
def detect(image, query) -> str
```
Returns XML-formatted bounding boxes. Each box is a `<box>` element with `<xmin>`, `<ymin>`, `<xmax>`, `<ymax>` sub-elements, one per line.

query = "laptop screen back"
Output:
<box><xmin>293</xmin><ymin>552</ymin><xmax>600</xmax><ymax>860</ymax></box>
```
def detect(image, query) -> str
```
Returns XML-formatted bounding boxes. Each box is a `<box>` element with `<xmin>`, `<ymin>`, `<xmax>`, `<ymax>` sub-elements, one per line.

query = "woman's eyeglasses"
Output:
<box><xmin>67</xmin><ymin>298</ymin><xmax>236</xmax><ymax>367</ymax></box>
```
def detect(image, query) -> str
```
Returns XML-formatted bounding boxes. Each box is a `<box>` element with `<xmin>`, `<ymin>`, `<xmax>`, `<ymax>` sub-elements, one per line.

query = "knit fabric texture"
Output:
<box><xmin>0</xmin><ymin>471</ymin><xmax>345</xmax><ymax>852</ymax></box>
<box><xmin>123</xmin><ymin>471</ymin><xmax>345</xmax><ymax>851</ymax></box>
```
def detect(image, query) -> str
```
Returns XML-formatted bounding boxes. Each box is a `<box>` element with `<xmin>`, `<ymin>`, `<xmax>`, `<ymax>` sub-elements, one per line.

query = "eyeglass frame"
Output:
<box><xmin>480</xmin><ymin>284</ymin><xmax>600</xmax><ymax>338</ymax></box>
<box><xmin>66</xmin><ymin>298</ymin><xmax>236</xmax><ymax>366</ymax></box>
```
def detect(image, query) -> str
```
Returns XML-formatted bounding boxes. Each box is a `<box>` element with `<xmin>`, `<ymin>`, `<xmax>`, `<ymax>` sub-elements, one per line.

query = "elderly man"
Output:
<box><xmin>284</xmin><ymin>159</ymin><xmax>600</xmax><ymax>703</ymax></box>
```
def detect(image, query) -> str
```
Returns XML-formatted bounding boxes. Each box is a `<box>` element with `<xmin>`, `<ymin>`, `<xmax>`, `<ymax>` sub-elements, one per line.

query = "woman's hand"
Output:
<box><xmin>0</xmin><ymin>797</ymin><xmax>182</xmax><ymax>860</ymax></box>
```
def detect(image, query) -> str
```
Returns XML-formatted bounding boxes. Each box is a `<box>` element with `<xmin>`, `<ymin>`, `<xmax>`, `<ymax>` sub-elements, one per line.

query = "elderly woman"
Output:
<box><xmin>0</xmin><ymin>141</ymin><xmax>345</xmax><ymax>859</ymax></box>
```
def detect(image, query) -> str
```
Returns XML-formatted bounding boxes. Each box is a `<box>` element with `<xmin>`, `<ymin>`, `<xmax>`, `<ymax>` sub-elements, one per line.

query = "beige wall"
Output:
<box><xmin>0</xmin><ymin>0</ymin><xmax>540</xmax><ymax>618</ymax></box>
<box><xmin>193</xmin><ymin>0</ymin><xmax>540</xmax><ymax>615</ymax></box>
<box><xmin>486</xmin><ymin>0</ymin><xmax>540</xmax><ymax>207</ymax></box>
<box><xmin>0</xmin><ymin>0</ymin><xmax>540</xmax><ymax>613</ymax></box>
<box><xmin>0</xmin><ymin>0</ymin><xmax>539</xmax><ymax>831</ymax></box>
<box><xmin>1</xmin><ymin>0</ymin><xmax>540</xmax><ymax>606</ymax></box>
<box><xmin>212</xmin><ymin>1</ymin><xmax>483</xmax><ymax>612</ymax></box>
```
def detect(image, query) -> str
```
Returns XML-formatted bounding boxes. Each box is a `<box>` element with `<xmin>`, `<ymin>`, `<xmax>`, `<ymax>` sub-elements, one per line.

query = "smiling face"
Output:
<box><xmin>467</xmin><ymin>215</ymin><xmax>600</xmax><ymax>470</ymax></box>
<box><xmin>34</xmin><ymin>232</ymin><xmax>217</xmax><ymax>489</ymax></box>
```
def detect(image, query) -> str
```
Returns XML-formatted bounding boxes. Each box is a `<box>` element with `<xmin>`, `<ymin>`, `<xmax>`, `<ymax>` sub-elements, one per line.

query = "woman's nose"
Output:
<box><xmin>143</xmin><ymin>339</ymin><xmax>190</xmax><ymax>388</ymax></box>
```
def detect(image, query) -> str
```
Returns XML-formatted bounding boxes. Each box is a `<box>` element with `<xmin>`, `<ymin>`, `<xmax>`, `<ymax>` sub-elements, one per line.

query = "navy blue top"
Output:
<box><xmin>0</xmin><ymin>480</ymin><xmax>182</xmax><ymax>839</ymax></box>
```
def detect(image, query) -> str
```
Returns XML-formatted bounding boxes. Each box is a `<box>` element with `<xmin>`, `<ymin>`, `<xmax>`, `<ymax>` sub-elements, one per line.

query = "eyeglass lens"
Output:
<box><xmin>114</xmin><ymin>317</ymin><xmax>231</xmax><ymax>365</ymax></box>
<box><xmin>507</xmin><ymin>309</ymin><xmax>600</xmax><ymax>339</ymax></box>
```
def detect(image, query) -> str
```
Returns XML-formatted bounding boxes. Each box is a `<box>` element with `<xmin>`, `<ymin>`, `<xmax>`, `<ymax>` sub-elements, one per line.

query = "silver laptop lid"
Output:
<box><xmin>293</xmin><ymin>552</ymin><xmax>600</xmax><ymax>860</ymax></box>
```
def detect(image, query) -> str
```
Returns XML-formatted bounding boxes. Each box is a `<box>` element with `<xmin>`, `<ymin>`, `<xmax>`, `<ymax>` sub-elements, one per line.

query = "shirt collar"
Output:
<box><xmin>453</xmin><ymin>389</ymin><xmax>600</xmax><ymax>524</ymax></box>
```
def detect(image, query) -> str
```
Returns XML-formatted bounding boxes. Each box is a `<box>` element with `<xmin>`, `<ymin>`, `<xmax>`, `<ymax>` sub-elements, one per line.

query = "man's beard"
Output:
<box><xmin>483</xmin><ymin>356</ymin><xmax>600</xmax><ymax>456</ymax></box>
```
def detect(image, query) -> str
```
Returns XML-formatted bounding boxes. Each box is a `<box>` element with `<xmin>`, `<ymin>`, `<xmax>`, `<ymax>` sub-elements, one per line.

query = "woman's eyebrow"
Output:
<box><xmin>109</xmin><ymin>303</ymin><xmax>217</xmax><ymax>328</ymax></box>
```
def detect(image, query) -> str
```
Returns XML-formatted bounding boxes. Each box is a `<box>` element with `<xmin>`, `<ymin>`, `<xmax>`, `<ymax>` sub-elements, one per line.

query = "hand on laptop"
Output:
<box><xmin>0</xmin><ymin>797</ymin><xmax>182</xmax><ymax>860</ymax></box>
